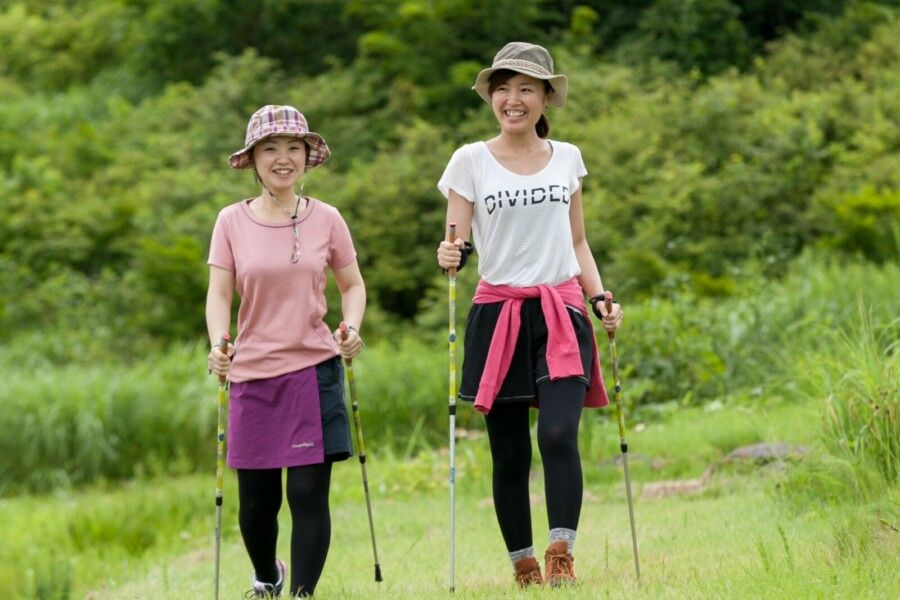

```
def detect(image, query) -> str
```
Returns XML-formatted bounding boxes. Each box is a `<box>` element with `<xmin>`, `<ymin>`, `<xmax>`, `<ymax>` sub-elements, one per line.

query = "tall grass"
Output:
<box><xmin>795</xmin><ymin>304</ymin><xmax>898</xmax><ymax>484</ymax></box>
<box><xmin>0</xmin><ymin>474</ymin><xmax>234</xmax><ymax>599</ymax></box>
<box><xmin>778</xmin><ymin>299</ymin><xmax>897</xmax><ymax>509</ymax></box>
<box><xmin>1</xmin><ymin>258</ymin><xmax>897</xmax><ymax>496</ymax></box>
<box><xmin>0</xmin><ymin>341</ymin><xmax>213</xmax><ymax>495</ymax></box>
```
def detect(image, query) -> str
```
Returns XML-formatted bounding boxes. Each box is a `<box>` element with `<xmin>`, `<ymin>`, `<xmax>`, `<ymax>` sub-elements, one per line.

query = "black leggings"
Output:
<box><xmin>484</xmin><ymin>378</ymin><xmax>585</xmax><ymax>553</ymax></box>
<box><xmin>237</xmin><ymin>463</ymin><xmax>333</xmax><ymax>597</ymax></box>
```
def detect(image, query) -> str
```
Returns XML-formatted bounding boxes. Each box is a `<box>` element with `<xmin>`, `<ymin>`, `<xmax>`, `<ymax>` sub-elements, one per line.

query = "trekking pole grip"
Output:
<box><xmin>447</xmin><ymin>223</ymin><xmax>457</xmax><ymax>277</ymax></box>
<box><xmin>217</xmin><ymin>333</ymin><xmax>230</xmax><ymax>385</ymax></box>
<box><xmin>604</xmin><ymin>291</ymin><xmax>616</xmax><ymax>340</ymax></box>
<box><xmin>339</xmin><ymin>322</ymin><xmax>352</xmax><ymax>365</ymax></box>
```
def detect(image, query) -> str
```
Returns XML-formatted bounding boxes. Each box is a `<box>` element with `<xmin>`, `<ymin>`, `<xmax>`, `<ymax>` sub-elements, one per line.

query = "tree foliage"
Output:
<box><xmin>0</xmin><ymin>1</ymin><xmax>897</xmax><ymax>360</ymax></box>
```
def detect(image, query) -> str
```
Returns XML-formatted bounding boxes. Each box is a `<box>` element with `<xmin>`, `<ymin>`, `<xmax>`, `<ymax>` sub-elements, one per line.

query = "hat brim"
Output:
<box><xmin>228</xmin><ymin>132</ymin><xmax>331</xmax><ymax>170</ymax></box>
<box><xmin>472</xmin><ymin>67</ymin><xmax>568</xmax><ymax>107</ymax></box>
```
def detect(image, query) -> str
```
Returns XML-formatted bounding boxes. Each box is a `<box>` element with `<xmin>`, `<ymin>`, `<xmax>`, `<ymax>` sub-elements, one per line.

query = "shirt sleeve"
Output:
<box><xmin>328</xmin><ymin>209</ymin><xmax>357</xmax><ymax>270</ymax></box>
<box><xmin>570</xmin><ymin>144</ymin><xmax>588</xmax><ymax>194</ymax></box>
<box><xmin>437</xmin><ymin>145</ymin><xmax>475</xmax><ymax>203</ymax></box>
<box><xmin>207</xmin><ymin>211</ymin><xmax>235</xmax><ymax>272</ymax></box>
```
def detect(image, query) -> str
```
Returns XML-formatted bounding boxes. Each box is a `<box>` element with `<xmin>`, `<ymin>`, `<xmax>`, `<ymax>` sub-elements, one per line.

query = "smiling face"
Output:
<box><xmin>489</xmin><ymin>72</ymin><xmax>552</xmax><ymax>136</ymax></box>
<box><xmin>251</xmin><ymin>135</ymin><xmax>308</xmax><ymax>194</ymax></box>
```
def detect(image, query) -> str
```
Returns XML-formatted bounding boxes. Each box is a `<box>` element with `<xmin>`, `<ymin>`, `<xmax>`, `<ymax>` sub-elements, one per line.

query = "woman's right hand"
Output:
<box><xmin>208</xmin><ymin>343</ymin><xmax>234</xmax><ymax>378</ymax></box>
<box><xmin>437</xmin><ymin>238</ymin><xmax>464</xmax><ymax>270</ymax></box>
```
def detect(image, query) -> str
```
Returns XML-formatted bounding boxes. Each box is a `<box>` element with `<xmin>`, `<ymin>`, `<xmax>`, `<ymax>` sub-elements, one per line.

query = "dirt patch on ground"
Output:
<box><xmin>639</xmin><ymin>442</ymin><xmax>811</xmax><ymax>499</ymax></box>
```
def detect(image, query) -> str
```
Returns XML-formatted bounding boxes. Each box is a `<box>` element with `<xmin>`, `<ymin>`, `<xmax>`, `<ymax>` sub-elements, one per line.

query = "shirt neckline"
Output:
<box><xmin>240</xmin><ymin>196</ymin><xmax>317</xmax><ymax>227</ymax></box>
<box><xmin>479</xmin><ymin>140</ymin><xmax>556</xmax><ymax>177</ymax></box>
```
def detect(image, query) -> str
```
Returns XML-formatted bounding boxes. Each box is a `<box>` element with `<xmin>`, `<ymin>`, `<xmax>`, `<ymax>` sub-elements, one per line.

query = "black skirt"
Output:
<box><xmin>459</xmin><ymin>298</ymin><xmax>594</xmax><ymax>404</ymax></box>
<box><xmin>317</xmin><ymin>356</ymin><xmax>354</xmax><ymax>462</ymax></box>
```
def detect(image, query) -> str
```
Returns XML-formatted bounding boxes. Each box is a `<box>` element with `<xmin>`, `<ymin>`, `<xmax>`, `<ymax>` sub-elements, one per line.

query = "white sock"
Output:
<box><xmin>509</xmin><ymin>546</ymin><xmax>535</xmax><ymax>564</ymax></box>
<box><xmin>549</xmin><ymin>527</ymin><xmax>576</xmax><ymax>553</ymax></box>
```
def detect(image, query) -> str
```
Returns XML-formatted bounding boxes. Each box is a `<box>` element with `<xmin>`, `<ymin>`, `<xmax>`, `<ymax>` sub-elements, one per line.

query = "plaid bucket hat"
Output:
<box><xmin>229</xmin><ymin>105</ymin><xmax>331</xmax><ymax>170</ymax></box>
<box><xmin>472</xmin><ymin>42</ymin><xmax>568</xmax><ymax>107</ymax></box>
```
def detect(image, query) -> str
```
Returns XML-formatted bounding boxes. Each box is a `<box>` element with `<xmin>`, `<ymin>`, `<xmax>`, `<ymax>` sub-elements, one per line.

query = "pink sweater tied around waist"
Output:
<box><xmin>472</xmin><ymin>277</ymin><xmax>609</xmax><ymax>414</ymax></box>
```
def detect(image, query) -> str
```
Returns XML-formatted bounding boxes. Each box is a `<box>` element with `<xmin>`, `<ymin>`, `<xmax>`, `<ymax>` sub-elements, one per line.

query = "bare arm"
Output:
<box><xmin>437</xmin><ymin>190</ymin><xmax>475</xmax><ymax>269</ymax></box>
<box><xmin>570</xmin><ymin>181</ymin><xmax>623</xmax><ymax>332</ymax></box>
<box><xmin>332</xmin><ymin>259</ymin><xmax>366</xmax><ymax>359</ymax></box>
<box><xmin>206</xmin><ymin>265</ymin><xmax>235</xmax><ymax>376</ymax></box>
<box><xmin>570</xmin><ymin>183</ymin><xmax>604</xmax><ymax>297</ymax></box>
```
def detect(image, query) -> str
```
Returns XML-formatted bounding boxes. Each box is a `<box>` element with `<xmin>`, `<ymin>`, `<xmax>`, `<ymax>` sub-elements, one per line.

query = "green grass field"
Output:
<box><xmin>3</xmin><ymin>260</ymin><xmax>895</xmax><ymax>598</ymax></box>
<box><xmin>5</xmin><ymin>398</ymin><xmax>897</xmax><ymax>599</ymax></box>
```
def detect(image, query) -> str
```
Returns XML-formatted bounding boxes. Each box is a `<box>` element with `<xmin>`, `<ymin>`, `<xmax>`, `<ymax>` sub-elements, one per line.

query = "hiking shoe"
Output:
<box><xmin>514</xmin><ymin>556</ymin><xmax>543</xmax><ymax>587</ymax></box>
<box><xmin>544</xmin><ymin>541</ymin><xmax>576</xmax><ymax>587</ymax></box>
<box><xmin>245</xmin><ymin>558</ymin><xmax>286</xmax><ymax>598</ymax></box>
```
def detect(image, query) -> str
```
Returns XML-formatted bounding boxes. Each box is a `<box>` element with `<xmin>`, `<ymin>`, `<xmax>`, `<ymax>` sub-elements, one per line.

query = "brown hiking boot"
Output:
<box><xmin>513</xmin><ymin>556</ymin><xmax>543</xmax><ymax>587</ymax></box>
<box><xmin>544</xmin><ymin>541</ymin><xmax>576</xmax><ymax>587</ymax></box>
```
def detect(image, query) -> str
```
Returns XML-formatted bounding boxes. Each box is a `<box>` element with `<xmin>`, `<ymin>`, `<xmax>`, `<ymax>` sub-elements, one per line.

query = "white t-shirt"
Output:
<box><xmin>437</xmin><ymin>140</ymin><xmax>587</xmax><ymax>287</ymax></box>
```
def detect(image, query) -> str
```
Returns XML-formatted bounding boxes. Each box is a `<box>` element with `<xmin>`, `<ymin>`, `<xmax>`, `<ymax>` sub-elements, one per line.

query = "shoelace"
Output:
<box><xmin>547</xmin><ymin>553</ymin><xmax>574</xmax><ymax>578</ymax></box>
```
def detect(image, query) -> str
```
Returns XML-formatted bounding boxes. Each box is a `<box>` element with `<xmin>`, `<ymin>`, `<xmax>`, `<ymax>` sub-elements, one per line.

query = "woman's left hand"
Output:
<box><xmin>593</xmin><ymin>300</ymin><xmax>624</xmax><ymax>333</ymax></box>
<box><xmin>334</xmin><ymin>327</ymin><xmax>363</xmax><ymax>360</ymax></box>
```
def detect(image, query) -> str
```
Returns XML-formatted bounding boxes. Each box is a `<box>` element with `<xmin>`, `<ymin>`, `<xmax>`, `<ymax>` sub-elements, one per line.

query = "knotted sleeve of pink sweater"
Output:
<box><xmin>471</xmin><ymin>278</ymin><xmax>608</xmax><ymax>414</ymax></box>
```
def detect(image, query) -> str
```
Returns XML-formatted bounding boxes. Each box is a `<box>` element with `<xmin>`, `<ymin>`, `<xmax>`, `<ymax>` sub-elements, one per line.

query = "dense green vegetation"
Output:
<box><xmin>2</xmin><ymin>258</ymin><xmax>895</xmax><ymax>496</ymax></box>
<box><xmin>1</xmin><ymin>1</ymin><xmax>897</xmax><ymax>359</ymax></box>
<box><xmin>1</xmin><ymin>2</ymin><xmax>897</xmax><ymax>596</ymax></box>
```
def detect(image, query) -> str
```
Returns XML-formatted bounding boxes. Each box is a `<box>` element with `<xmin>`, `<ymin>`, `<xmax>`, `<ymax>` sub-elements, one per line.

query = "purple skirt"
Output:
<box><xmin>227</xmin><ymin>357</ymin><xmax>352</xmax><ymax>469</ymax></box>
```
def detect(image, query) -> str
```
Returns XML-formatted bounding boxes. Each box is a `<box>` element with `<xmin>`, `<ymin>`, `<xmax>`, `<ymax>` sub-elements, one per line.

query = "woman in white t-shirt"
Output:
<box><xmin>436</xmin><ymin>42</ymin><xmax>623</xmax><ymax>588</ymax></box>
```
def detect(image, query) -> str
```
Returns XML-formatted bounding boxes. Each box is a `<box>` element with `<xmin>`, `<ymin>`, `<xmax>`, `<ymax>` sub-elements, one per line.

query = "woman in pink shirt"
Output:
<box><xmin>436</xmin><ymin>43</ymin><xmax>623</xmax><ymax>588</ymax></box>
<box><xmin>206</xmin><ymin>105</ymin><xmax>366</xmax><ymax>598</ymax></box>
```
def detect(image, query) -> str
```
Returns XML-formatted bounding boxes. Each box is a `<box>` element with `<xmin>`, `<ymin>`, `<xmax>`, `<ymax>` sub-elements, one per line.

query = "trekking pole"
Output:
<box><xmin>603</xmin><ymin>292</ymin><xmax>641</xmax><ymax>581</ymax></box>
<box><xmin>446</xmin><ymin>223</ymin><xmax>458</xmax><ymax>593</ymax></box>
<box><xmin>213</xmin><ymin>333</ymin><xmax>230</xmax><ymax>600</ymax></box>
<box><xmin>339</xmin><ymin>322</ymin><xmax>383</xmax><ymax>583</ymax></box>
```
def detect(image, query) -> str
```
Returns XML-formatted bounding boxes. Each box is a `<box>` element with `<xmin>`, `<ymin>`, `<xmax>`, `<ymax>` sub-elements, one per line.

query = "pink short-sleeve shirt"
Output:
<box><xmin>208</xmin><ymin>197</ymin><xmax>357</xmax><ymax>382</ymax></box>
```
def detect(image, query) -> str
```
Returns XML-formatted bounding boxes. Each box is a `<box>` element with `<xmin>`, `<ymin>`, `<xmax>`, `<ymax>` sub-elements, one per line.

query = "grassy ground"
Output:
<box><xmin>5</xmin><ymin>398</ymin><xmax>897</xmax><ymax>599</ymax></box>
<box><xmin>105</xmin><ymin>477</ymin><xmax>900</xmax><ymax>599</ymax></box>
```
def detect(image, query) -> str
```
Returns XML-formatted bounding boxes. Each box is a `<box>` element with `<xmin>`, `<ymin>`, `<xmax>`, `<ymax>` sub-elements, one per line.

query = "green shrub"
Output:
<box><xmin>817</xmin><ymin>308</ymin><xmax>898</xmax><ymax>483</ymax></box>
<box><xmin>815</xmin><ymin>186</ymin><xmax>900</xmax><ymax>262</ymax></box>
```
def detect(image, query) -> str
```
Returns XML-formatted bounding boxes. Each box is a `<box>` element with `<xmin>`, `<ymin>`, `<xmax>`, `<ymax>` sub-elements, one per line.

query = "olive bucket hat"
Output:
<box><xmin>228</xmin><ymin>105</ymin><xmax>331</xmax><ymax>169</ymax></box>
<box><xmin>472</xmin><ymin>42</ymin><xmax>568</xmax><ymax>107</ymax></box>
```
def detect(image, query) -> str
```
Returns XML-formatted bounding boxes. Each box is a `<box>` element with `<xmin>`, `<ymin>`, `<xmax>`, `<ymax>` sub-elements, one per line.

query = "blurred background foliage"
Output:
<box><xmin>1</xmin><ymin>0</ymin><xmax>897</xmax><ymax>364</ymax></box>
<box><xmin>0</xmin><ymin>0</ymin><xmax>896</xmax><ymax>497</ymax></box>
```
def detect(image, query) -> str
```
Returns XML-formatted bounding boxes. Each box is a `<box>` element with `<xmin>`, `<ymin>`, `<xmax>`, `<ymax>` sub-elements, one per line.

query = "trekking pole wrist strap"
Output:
<box><xmin>341</xmin><ymin>324</ymin><xmax>365</xmax><ymax>347</ymax></box>
<box><xmin>589</xmin><ymin>293</ymin><xmax>607</xmax><ymax>319</ymax></box>
<box><xmin>441</xmin><ymin>241</ymin><xmax>473</xmax><ymax>274</ymax></box>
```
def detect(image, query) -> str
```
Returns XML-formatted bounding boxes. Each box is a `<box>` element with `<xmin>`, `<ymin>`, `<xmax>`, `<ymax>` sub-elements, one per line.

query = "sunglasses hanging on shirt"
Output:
<box><xmin>266</xmin><ymin>186</ymin><xmax>303</xmax><ymax>263</ymax></box>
